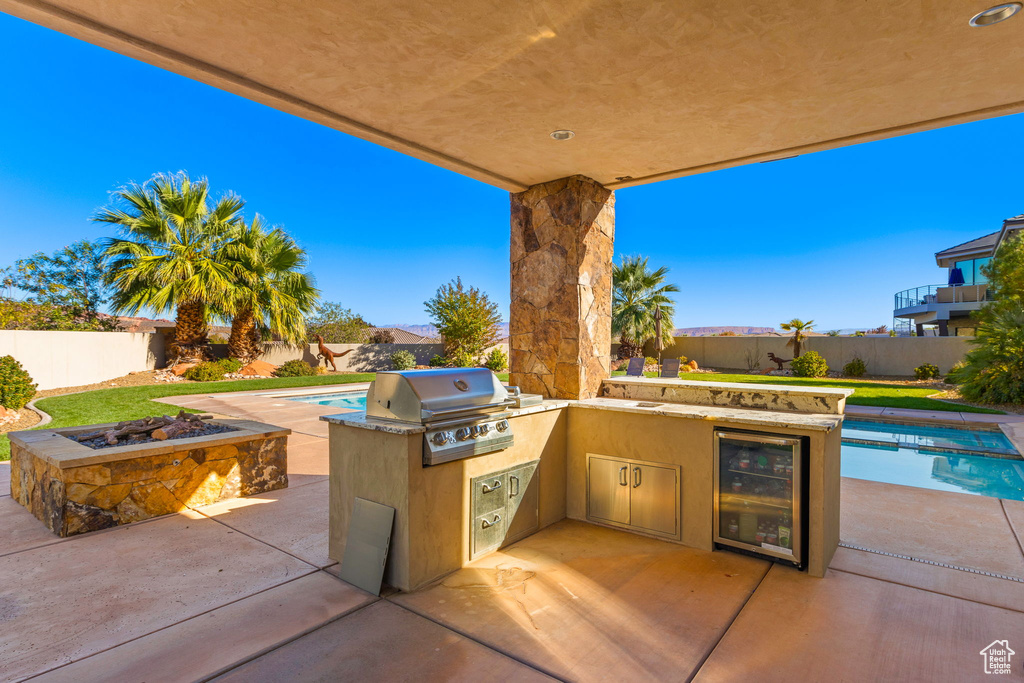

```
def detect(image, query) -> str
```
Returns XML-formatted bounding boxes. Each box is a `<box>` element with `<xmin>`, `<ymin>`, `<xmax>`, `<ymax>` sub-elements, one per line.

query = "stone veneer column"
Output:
<box><xmin>509</xmin><ymin>174</ymin><xmax>614</xmax><ymax>399</ymax></box>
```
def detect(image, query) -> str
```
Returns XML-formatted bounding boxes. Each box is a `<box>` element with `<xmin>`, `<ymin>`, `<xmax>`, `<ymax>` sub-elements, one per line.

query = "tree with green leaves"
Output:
<box><xmin>3</xmin><ymin>240</ymin><xmax>110</xmax><ymax>315</ymax></box>
<box><xmin>220</xmin><ymin>216</ymin><xmax>319</xmax><ymax>361</ymax></box>
<box><xmin>780</xmin><ymin>318</ymin><xmax>814</xmax><ymax>357</ymax></box>
<box><xmin>949</xmin><ymin>233</ymin><xmax>1024</xmax><ymax>403</ymax></box>
<box><xmin>96</xmin><ymin>172</ymin><xmax>244</xmax><ymax>359</ymax></box>
<box><xmin>424</xmin><ymin>277</ymin><xmax>502</xmax><ymax>365</ymax></box>
<box><xmin>0</xmin><ymin>240</ymin><xmax>118</xmax><ymax>331</ymax></box>
<box><xmin>612</xmin><ymin>256</ymin><xmax>679</xmax><ymax>358</ymax></box>
<box><xmin>306</xmin><ymin>303</ymin><xmax>373</xmax><ymax>343</ymax></box>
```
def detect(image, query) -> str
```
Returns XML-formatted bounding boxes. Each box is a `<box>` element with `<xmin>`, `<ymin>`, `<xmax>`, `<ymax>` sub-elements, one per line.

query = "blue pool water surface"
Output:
<box><xmin>841</xmin><ymin>420</ymin><xmax>1024</xmax><ymax>501</ymax></box>
<box><xmin>287</xmin><ymin>391</ymin><xmax>368</xmax><ymax>410</ymax></box>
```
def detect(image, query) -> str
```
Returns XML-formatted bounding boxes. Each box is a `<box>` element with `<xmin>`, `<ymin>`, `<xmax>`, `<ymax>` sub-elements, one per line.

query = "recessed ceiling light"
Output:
<box><xmin>970</xmin><ymin>3</ymin><xmax>1022</xmax><ymax>26</ymax></box>
<box><xmin>550</xmin><ymin>130</ymin><xmax>575</xmax><ymax>141</ymax></box>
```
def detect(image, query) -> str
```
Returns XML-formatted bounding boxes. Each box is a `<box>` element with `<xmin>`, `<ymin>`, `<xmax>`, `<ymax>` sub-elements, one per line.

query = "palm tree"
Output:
<box><xmin>612</xmin><ymin>256</ymin><xmax>679</xmax><ymax>358</ymax></box>
<box><xmin>780</xmin><ymin>318</ymin><xmax>815</xmax><ymax>357</ymax></box>
<box><xmin>221</xmin><ymin>216</ymin><xmax>320</xmax><ymax>361</ymax></box>
<box><xmin>96</xmin><ymin>172</ymin><xmax>244</xmax><ymax>359</ymax></box>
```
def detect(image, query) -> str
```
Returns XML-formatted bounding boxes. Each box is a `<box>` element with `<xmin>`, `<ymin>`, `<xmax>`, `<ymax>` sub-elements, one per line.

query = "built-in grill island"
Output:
<box><xmin>365</xmin><ymin>369</ymin><xmax>516</xmax><ymax>466</ymax></box>
<box><xmin>324</xmin><ymin>371</ymin><xmax>847</xmax><ymax>592</ymax></box>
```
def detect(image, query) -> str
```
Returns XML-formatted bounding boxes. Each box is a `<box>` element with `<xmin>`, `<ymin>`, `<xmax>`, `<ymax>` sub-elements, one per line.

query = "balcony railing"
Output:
<box><xmin>894</xmin><ymin>284</ymin><xmax>993</xmax><ymax>311</ymax></box>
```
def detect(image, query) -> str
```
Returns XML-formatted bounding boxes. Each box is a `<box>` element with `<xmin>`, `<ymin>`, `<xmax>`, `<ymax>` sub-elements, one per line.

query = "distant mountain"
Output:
<box><xmin>381</xmin><ymin>322</ymin><xmax>510</xmax><ymax>340</ymax></box>
<box><xmin>672</xmin><ymin>326</ymin><xmax>777</xmax><ymax>337</ymax></box>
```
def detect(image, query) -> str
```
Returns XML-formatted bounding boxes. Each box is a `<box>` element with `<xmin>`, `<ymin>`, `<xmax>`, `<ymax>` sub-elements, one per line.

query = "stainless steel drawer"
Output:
<box><xmin>472</xmin><ymin>510</ymin><xmax>506</xmax><ymax>558</ymax></box>
<box><xmin>472</xmin><ymin>473</ymin><xmax>508</xmax><ymax>518</ymax></box>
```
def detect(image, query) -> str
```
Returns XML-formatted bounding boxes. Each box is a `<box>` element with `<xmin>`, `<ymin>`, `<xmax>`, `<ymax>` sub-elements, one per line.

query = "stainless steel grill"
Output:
<box><xmin>365</xmin><ymin>368</ymin><xmax>516</xmax><ymax>466</ymax></box>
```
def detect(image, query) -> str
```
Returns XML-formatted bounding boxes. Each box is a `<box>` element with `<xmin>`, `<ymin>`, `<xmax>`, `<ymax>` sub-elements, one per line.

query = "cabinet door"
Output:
<box><xmin>505</xmin><ymin>461</ymin><xmax>540</xmax><ymax>545</ymax></box>
<box><xmin>588</xmin><ymin>456</ymin><xmax>630</xmax><ymax>525</ymax></box>
<box><xmin>630</xmin><ymin>463</ymin><xmax>678</xmax><ymax>537</ymax></box>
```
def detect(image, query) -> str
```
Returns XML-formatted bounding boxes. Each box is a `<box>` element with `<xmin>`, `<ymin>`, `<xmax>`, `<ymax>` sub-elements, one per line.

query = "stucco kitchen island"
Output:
<box><xmin>325</xmin><ymin>375</ymin><xmax>850</xmax><ymax>591</ymax></box>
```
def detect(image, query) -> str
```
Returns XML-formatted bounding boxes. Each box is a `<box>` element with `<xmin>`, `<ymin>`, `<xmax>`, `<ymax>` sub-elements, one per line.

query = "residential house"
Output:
<box><xmin>893</xmin><ymin>213</ymin><xmax>1023</xmax><ymax>336</ymax></box>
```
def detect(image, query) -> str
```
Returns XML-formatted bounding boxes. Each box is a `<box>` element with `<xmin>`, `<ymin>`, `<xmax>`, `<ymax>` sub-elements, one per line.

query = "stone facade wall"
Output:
<box><xmin>11</xmin><ymin>434</ymin><xmax>288</xmax><ymax>537</ymax></box>
<box><xmin>509</xmin><ymin>175</ymin><xmax>614</xmax><ymax>399</ymax></box>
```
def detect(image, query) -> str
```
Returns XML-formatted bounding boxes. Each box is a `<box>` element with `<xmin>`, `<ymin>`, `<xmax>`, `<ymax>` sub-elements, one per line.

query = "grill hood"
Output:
<box><xmin>365</xmin><ymin>368</ymin><xmax>513</xmax><ymax>424</ymax></box>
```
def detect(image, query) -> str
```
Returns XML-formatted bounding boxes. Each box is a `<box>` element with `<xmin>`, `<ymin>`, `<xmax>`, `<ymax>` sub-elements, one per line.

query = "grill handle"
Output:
<box><xmin>421</xmin><ymin>400</ymin><xmax>516</xmax><ymax>421</ymax></box>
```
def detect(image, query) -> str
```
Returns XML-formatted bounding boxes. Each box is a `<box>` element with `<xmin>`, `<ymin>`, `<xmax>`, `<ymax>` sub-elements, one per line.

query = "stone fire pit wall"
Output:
<box><xmin>8</xmin><ymin>419</ymin><xmax>289</xmax><ymax>537</ymax></box>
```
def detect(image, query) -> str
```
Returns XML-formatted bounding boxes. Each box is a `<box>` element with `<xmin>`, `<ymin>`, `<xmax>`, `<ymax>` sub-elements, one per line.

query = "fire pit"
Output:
<box><xmin>8</xmin><ymin>418</ymin><xmax>289</xmax><ymax>537</ymax></box>
<box><xmin>68</xmin><ymin>411</ymin><xmax>238</xmax><ymax>449</ymax></box>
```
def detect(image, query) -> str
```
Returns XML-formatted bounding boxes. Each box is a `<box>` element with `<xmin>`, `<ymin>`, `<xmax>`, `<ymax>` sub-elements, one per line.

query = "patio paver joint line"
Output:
<box><xmin>838</xmin><ymin>541</ymin><xmax>1024</xmax><ymax>583</ymax></box>
<box><xmin>686</xmin><ymin>561</ymin><xmax>773</xmax><ymax>682</ymax></box>
<box><xmin>999</xmin><ymin>499</ymin><xmax>1024</xmax><ymax>563</ymax></box>
<box><xmin>384</xmin><ymin>595</ymin><xmax>565</xmax><ymax>681</ymax></box>
<box><xmin>192</xmin><ymin>582</ymin><xmax>381</xmax><ymax>683</ymax></box>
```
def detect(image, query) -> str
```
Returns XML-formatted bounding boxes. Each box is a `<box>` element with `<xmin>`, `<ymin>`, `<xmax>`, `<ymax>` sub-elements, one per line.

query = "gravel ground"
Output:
<box><xmin>0</xmin><ymin>409</ymin><xmax>42</xmax><ymax>435</ymax></box>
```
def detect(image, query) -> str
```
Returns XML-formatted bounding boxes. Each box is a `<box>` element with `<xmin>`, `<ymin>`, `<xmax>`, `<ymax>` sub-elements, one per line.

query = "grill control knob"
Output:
<box><xmin>455</xmin><ymin>427</ymin><xmax>473</xmax><ymax>441</ymax></box>
<box><xmin>477</xmin><ymin>423</ymin><xmax>490</xmax><ymax>436</ymax></box>
<box><xmin>431</xmin><ymin>431</ymin><xmax>452</xmax><ymax>446</ymax></box>
<box><xmin>495</xmin><ymin>420</ymin><xmax>510</xmax><ymax>432</ymax></box>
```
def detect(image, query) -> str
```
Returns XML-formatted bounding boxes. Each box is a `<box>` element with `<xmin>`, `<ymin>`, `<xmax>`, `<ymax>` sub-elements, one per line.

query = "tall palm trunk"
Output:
<box><xmin>228</xmin><ymin>305</ymin><xmax>261</xmax><ymax>361</ymax></box>
<box><xmin>619</xmin><ymin>336</ymin><xmax>644</xmax><ymax>358</ymax></box>
<box><xmin>169</xmin><ymin>301</ymin><xmax>209</xmax><ymax>360</ymax></box>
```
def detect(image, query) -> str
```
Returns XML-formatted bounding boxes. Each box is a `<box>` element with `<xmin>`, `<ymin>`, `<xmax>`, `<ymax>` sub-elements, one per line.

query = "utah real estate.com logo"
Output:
<box><xmin>980</xmin><ymin>640</ymin><xmax>1015</xmax><ymax>675</ymax></box>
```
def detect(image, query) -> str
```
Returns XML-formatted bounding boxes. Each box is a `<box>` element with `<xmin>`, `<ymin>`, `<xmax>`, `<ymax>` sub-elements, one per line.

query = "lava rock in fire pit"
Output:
<box><xmin>67</xmin><ymin>411</ymin><xmax>238</xmax><ymax>450</ymax></box>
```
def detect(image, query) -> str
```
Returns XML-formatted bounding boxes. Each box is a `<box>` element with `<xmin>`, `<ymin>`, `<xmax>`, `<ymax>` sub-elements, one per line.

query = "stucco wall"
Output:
<box><xmin>623</xmin><ymin>336</ymin><xmax>973</xmax><ymax>376</ymax></box>
<box><xmin>0</xmin><ymin>330</ymin><xmax>164</xmax><ymax>391</ymax></box>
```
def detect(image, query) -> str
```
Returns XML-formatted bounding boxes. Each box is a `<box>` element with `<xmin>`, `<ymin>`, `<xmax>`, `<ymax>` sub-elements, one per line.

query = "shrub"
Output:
<box><xmin>219</xmin><ymin>358</ymin><xmax>243</xmax><ymax>374</ymax></box>
<box><xmin>424</xmin><ymin>277</ymin><xmax>501</xmax><ymax>361</ymax></box>
<box><xmin>842</xmin><ymin>357</ymin><xmax>867</xmax><ymax>377</ymax></box>
<box><xmin>449</xmin><ymin>348</ymin><xmax>476</xmax><ymax>368</ymax></box>
<box><xmin>484</xmin><ymin>348</ymin><xmax>508</xmax><ymax>372</ymax></box>
<box><xmin>914</xmin><ymin>363</ymin><xmax>940</xmax><ymax>380</ymax></box>
<box><xmin>947</xmin><ymin>360</ymin><xmax>967</xmax><ymax>382</ymax></box>
<box><xmin>183</xmin><ymin>357</ymin><xmax>242</xmax><ymax>382</ymax></box>
<box><xmin>275</xmin><ymin>359</ymin><xmax>317</xmax><ymax>377</ymax></box>
<box><xmin>0</xmin><ymin>355</ymin><xmax>36</xmax><ymax>410</ymax></box>
<box><xmin>184</xmin><ymin>361</ymin><xmax>226</xmax><ymax>382</ymax></box>
<box><xmin>391</xmin><ymin>350</ymin><xmax>416</xmax><ymax>370</ymax></box>
<box><xmin>791</xmin><ymin>351</ymin><xmax>828</xmax><ymax>378</ymax></box>
<box><xmin>614</xmin><ymin>359</ymin><xmax>630</xmax><ymax>371</ymax></box>
<box><xmin>644</xmin><ymin>356</ymin><xmax>658</xmax><ymax>367</ymax></box>
<box><xmin>428</xmin><ymin>354</ymin><xmax>447</xmax><ymax>367</ymax></box>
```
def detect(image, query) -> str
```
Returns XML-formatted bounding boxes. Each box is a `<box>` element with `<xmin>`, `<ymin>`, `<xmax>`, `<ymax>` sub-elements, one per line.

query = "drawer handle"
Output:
<box><xmin>481</xmin><ymin>479</ymin><xmax>502</xmax><ymax>494</ymax></box>
<box><xmin>633</xmin><ymin>466</ymin><xmax>642</xmax><ymax>488</ymax></box>
<box><xmin>481</xmin><ymin>514</ymin><xmax>501</xmax><ymax>529</ymax></box>
<box><xmin>619</xmin><ymin>466</ymin><xmax>628</xmax><ymax>487</ymax></box>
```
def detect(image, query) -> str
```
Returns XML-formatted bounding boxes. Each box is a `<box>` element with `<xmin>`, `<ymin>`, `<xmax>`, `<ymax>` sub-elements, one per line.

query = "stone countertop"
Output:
<box><xmin>320</xmin><ymin>400</ymin><xmax>571</xmax><ymax>434</ymax></box>
<box><xmin>603</xmin><ymin>376</ymin><xmax>855</xmax><ymax>398</ymax></box>
<box><xmin>572</xmin><ymin>397</ymin><xmax>845</xmax><ymax>433</ymax></box>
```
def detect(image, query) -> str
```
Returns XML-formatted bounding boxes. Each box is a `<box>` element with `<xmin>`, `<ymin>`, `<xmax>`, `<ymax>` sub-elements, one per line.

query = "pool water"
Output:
<box><xmin>841</xmin><ymin>420</ymin><xmax>1024</xmax><ymax>501</ymax></box>
<box><xmin>843</xmin><ymin>419</ymin><xmax>1016</xmax><ymax>456</ymax></box>
<box><xmin>287</xmin><ymin>391</ymin><xmax>368</xmax><ymax>410</ymax></box>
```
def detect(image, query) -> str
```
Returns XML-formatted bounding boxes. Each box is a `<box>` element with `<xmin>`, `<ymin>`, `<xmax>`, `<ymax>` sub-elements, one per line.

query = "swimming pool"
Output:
<box><xmin>840</xmin><ymin>419</ymin><xmax>1024</xmax><ymax>501</ymax></box>
<box><xmin>287</xmin><ymin>391</ymin><xmax>368</xmax><ymax>410</ymax></box>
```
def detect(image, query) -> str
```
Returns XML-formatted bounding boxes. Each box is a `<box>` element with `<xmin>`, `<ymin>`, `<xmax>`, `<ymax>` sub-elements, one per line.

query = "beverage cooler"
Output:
<box><xmin>713</xmin><ymin>430</ymin><xmax>807</xmax><ymax>569</ymax></box>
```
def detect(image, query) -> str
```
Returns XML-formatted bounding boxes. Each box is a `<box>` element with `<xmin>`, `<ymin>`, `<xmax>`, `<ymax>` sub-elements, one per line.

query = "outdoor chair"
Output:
<box><xmin>660</xmin><ymin>358</ymin><xmax>680</xmax><ymax>378</ymax></box>
<box><xmin>625</xmin><ymin>357</ymin><xmax>645</xmax><ymax>377</ymax></box>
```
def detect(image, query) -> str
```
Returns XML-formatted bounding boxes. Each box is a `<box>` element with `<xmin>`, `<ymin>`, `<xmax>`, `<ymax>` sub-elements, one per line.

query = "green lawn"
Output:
<box><xmin>610</xmin><ymin>371</ymin><xmax>1004</xmax><ymax>414</ymax></box>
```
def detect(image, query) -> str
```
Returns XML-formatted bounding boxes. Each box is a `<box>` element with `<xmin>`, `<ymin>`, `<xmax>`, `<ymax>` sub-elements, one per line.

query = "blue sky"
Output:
<box><xmin>2</xmin><ymin>11</ymin><xmax>1022</xmax><ymax>331</ymax></box>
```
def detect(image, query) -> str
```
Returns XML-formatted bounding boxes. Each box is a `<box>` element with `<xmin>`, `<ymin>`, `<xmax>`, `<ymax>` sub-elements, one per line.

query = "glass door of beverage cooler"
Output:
<box><xmin>713</xmin><ymin>431</ymin><xmax>802</xmax><ymax>567</ymax></box>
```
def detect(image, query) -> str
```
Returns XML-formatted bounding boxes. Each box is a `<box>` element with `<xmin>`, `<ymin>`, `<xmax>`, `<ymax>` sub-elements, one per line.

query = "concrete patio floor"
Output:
<box><xmin>2</xmin><ymin>387</ymin><xmax>1023</xmax><ymax>681</ymax></box>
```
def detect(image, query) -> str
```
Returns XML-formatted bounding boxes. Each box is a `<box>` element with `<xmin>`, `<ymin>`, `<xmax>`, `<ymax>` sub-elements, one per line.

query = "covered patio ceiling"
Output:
<box><xmin>4</xmin><ymin>0</ymin><xmax>1024</xmax><ymax>191</ymax></box>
